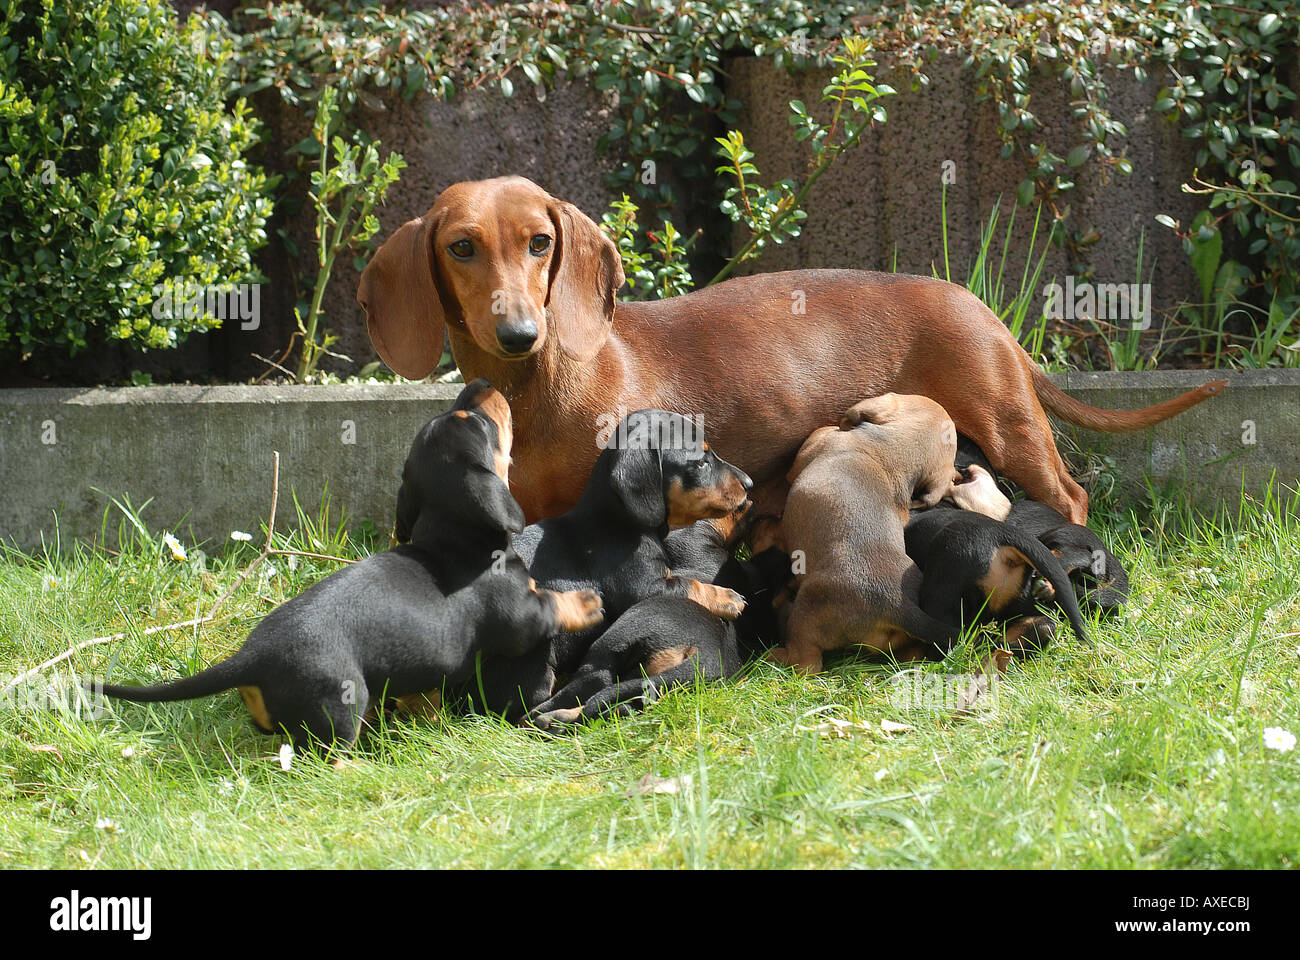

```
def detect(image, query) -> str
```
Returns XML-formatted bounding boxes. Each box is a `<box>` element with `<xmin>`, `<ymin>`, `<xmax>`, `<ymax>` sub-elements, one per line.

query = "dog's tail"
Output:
<box><xmin>1029</xmin><ymin>366</ymin><xmax>1226</xmax><ymax>433</ymax></box>
<box><xmin>1001</xmin><ymin>529</ymin><xmax>1091</xmax><ymax>645</ymax></box>
<box><xmin>96</xmin><ymin>651</ymin><xmax>252</xmax><ymax>704</ymax></box>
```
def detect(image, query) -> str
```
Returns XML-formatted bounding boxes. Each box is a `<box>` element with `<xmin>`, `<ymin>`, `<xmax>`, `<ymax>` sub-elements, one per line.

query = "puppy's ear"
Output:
<box><xmin>546</xmin><ymin>199</ymin><xmax>624</xmax><ymax>361</ymax></box>
<box><xmin>394</xmin><ymin>473</ymin><xmax>417</xmax><ymax>544</ymax></box>
<box><xmin>358</xmin><ymin>211</ymin><xmax>447</xmax><ymax>379</ymax></box>
<box><xmin>610</xmin><ymin>447</ymin><xmax>667</xmax><ymax>529</ymax></box>
<box><xmin>840</xmin><ymin>393</ymin><xmax>899</xmax><ymax>429</ymax></box>
<box><xmin>471</xmin><ymin>475</ymin><xmax>527</xmax><ymax>534</ymax></box>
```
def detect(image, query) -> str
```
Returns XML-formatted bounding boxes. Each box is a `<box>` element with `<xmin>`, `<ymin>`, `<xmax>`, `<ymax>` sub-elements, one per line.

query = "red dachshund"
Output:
<box><xmin>357</xmin><ymin>176</ymin><xmax>1224</xmax><ymax>526</ymax></box>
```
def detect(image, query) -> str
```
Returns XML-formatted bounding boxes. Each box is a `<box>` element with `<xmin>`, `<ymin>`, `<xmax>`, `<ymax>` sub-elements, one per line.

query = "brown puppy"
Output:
<box><xmin>357</xmin><ymin>176</ymin><xmax>1226</xmax><ymax>527</ymax></box>
<box><xmin>771</xmin><ymin>394</ymin><xmax>972</xmax><ymax>673</ymax></box>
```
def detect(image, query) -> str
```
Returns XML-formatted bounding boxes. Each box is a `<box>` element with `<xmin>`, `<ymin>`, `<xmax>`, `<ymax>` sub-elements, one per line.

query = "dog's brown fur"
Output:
<box><xmin>358</xmin><ymin>176</ymin><xmax>1226</xmax><ymax>527</ymax></box>
<box><xmin>771</xmin><ymin>394</ymin><xmax>965</xmax><ymax>673</ymax></box>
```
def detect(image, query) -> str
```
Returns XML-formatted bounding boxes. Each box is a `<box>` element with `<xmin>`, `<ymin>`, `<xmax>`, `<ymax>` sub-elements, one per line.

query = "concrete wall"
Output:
<box><xmin>727</xmin><ymin>55</ymin><xmax>1203</xmax><ymax>325</ymax></box>
<box><xmin>2</xmin><ymin>371</ymin><xmax>1296</xmax><ymax>553</ymax></box>
<box><xmin>0</xmin><ymin>383</ymin><xmax>462</xmax><ymax>553</ymax></box>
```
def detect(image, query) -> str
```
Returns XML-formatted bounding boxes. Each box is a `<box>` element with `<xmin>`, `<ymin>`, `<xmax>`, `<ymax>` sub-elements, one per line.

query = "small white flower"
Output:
<box><xmin>40</xmin><ymin>573</ymin><xmax>58</xmax><ymax>592</ymax></box>
<box><xmin>162</xmin><ymin>533</ymin><xmax>187</xmax><ymax>562</ymax></box>
<box><xmin>120</xmin><ymin>746</ymin><xmax>135</xmax><ymax>759</ymax></box>
<box><xmin>1264</xmin><ymin>727</ymin><xmax>1296</xmax><ymax>753</ymax></box>
<box><xmin>95</xmin><ymin>817</ymin><xmax>119</xmax><ymax>832</ymax></box>
<box><xmin>230</xmin><ymin>530</ymin><xmax>253</xmax><ymax>542</ymax></box>
<box><xmin>217</xmin><ymin>777</ymin><xmax>235</xmax><ymax>796</ymax></box>
<box><xmin>874</xmin><ymin>768</ymin><xmax>891</xmax><ymax>782</ymax></box>
<box><xmin>278</xmin><ymin>743</ymin><xmax>294</xmax><ymax>771</ymax></box>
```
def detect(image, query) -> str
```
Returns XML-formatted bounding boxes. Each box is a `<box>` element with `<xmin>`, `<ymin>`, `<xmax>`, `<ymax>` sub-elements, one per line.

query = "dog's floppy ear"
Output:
<box><xmin>840</xmin><ymin>393</ymin><xmax>900</xmax><ymax>429</ymax></box>
<box><xmin>394</xmin><ymin>472</ymin><xmax>418</xmax><ymax>544</ymax></box>
<box><xmin>609</xmin><ymin>446</ymin><xmax>666</xmax><ymax>529</ymax></box>
<box><xmin>545</xmin><ymin>199</ymin><xmax>624</xmax><ymax>361</ymax></box>
<box><xmin>358</xmin><ymin>212</ymin><xmax>447</xmax><ymax>380</ymax></box>
<box><xmin>470</xmin><ymin>475</ymin><xmax>527</xmax><ymax>535</ymax></box>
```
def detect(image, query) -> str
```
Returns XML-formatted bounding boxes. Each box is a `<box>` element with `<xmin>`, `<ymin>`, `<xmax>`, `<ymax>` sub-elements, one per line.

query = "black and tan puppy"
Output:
<box><xmin>526</xmin><ymin>522</ymin><xmax>791</xmax><ymax>729</ymax></box>
<box><xmin>904</xmin><ymin>504</ymin><xmax>1091</xmax><ymax>646</ymax></box>
<box><xmin>1006</xmin><ymin>498</ymin><xmax>1130</xmax><ymax>616</ymax></box>
<box><xmin>96</xmin><ymin>380</ymin><xmax>602</xmax><ymax>755</ymax></box>
<box><xmin>466</xmin><ymin>409</ymin><xmax>754</xmax><ymax>718</ymax></box>
<box><xmin>950</xmin><ymin>432</ymin><xmax>1129</xmax><ymax>616</ymax></box>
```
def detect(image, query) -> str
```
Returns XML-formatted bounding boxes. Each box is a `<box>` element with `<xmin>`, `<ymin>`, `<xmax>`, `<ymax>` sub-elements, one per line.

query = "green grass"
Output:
<box><xmin>2</xmin><ymin>489</ymin><xmax>1298</xmax><ymax>869</ymax></box>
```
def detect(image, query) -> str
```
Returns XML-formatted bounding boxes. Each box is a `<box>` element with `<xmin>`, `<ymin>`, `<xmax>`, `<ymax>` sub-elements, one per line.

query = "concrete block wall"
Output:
<box><xmin>726</xmin><ymin>55</ymin><xmax>1203</xmax><ymax>323</ymax></box>
<box><xmin>2</xmin><ymin>371</ymin><xmax>1296</xmax><ymax>553</ymax></box>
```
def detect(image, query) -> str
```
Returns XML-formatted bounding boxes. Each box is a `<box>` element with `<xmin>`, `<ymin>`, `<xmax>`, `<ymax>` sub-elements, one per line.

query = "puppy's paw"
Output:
<box><xmin>550</xmin><ymin>589</ymin><xmax>605</xmax><ymax>631</ymax></box>
<box><xmin>529</xmin><ymin>705</ymin><xmax>584</xmax><ymax>731</ymax></box>
<box><xmin>687</xmin><ymin>581</ymin><xmax>746</xmax><ymax>620</ymax></box>
<box><xmin>764</xmin><ymin>646</ymin><xmax>793</xmax><ymax>666</ymax></box>
<box><xmin>764</xmin><ymin>644</ymin><xmax>823</xmax><ymax>674</ymax></box>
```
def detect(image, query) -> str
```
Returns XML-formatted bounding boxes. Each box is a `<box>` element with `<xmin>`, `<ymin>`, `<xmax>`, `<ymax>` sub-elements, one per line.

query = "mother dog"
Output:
<box><xmin>358</xmin><ymin>176</ymin><xmax>1224</xmax><ymax>525</ymax></box>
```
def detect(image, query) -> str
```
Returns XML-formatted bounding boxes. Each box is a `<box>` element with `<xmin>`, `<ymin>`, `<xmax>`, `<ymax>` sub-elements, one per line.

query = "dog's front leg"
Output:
<box><xmin>663</xmin><ymin>572</ymin><xmax>746</xmax><ymax>620</ymax></box>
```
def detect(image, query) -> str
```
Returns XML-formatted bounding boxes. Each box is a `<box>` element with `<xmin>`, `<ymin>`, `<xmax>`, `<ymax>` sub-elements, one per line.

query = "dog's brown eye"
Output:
<box><xmin>449</xmin><ymin>239</ymin><xmax>475</xmax><ymax>260</ymax></box>
<box><xmin>528</xmin><ymin>234</ymin><xmax>551</xmax><ymax>255</ymax></box>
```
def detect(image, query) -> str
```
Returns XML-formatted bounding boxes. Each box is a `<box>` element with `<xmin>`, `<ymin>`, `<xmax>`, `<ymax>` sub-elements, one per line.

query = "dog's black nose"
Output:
<box><xmin>496</xmin><ymin>320</ymin><xmax>539</xmax><ymax>355</ymax></box>
<box><xmin>737</xmin><ymin>468</ymin><xmax>754</xmax><ymax>491</ymax></box>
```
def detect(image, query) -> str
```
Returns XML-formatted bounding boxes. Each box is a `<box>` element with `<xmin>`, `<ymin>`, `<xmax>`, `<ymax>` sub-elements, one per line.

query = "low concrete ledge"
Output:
<box><xmin>0</xmin><ymin>383</ymin><xmax>463</xmax><ymax>553</ymax></box>
<box><xmin>2</xmin><ymin>371</ymin><xmax>1296</xmax><ymax>553</ymax></box>
<box><xmin>1052</xmin><ymin>369</ymin><xmax>1299</xmax><ymax>510</ymax></box>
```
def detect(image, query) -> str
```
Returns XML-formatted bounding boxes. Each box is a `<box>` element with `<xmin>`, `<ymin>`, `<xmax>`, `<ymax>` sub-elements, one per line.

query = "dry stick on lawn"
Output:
<box><xmin>1</xmin><ymin>451</ymin><xmax>356</xmax><ymax>696</ymax></box>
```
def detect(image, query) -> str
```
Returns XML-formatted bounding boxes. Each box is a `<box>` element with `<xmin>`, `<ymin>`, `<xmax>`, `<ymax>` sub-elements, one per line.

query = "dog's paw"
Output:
<box><xmin>528</xmin><ymin>705</ymin><xmax>584</xmax><ymax>731</ymax></box>
<box><xmin>764</xmin><ymin>646</ymin><xmax>793</xmax><ymax>666</ymax></box>
<box><xmin>687</xmin><ymin>581</ymin><xmax>746</xmax><ymax>620</ymax></box>
<box><xmin>551</xmin><ymin>589</ymin><xmax>605</xmax><ymax>631</ymax></box>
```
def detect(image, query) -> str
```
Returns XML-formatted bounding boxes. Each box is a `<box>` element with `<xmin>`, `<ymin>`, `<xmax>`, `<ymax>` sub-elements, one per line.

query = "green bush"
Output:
<box><xmin>0</xmin><ymin>0</ymin><xmax>273</xmax><ymax>357</ymax></box>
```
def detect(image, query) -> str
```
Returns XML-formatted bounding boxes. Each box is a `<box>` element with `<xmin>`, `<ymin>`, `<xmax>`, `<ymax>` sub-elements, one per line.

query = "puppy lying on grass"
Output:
<box><xmin>904</xmin><ymin>465</ymin><xmax>1091</xmax><ymax>648</ymax></box>
<box><xmin>95</xmin><ymin>380</ymin><xmax>602</xmax><ymax>757</ymax></box>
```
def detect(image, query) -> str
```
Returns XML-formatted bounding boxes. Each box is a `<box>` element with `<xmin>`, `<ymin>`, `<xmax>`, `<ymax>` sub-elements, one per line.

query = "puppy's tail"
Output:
<box><xmin>1029</xmin><ymin>366</ymin><xmax>1226</xmax><ymax>433</ymax></box>
<box><xmin>97</xmin><ymin>652</ymin><xmax>251</xmax><ymax>704</ymax></box>
<box><xmin>1001</xmin><ymin>530</ymin><xmax>1092</xmax><ymax>645</ymax></box>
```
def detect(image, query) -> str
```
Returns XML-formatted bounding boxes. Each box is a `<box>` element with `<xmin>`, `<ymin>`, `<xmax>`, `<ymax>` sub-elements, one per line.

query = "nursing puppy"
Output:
<box><xmin>1006</xmin><ymin>498</ymin><xmax>1130</xmax><ymax>616</ymax></box>
<box><xmin>526</xmin><ymin>516</ymin><xmax>791</xmax><ymax>729</ymax></box>
<box><xmin>904</xmin><ymin>501</ymin><xmax>1091</xmax><ymax>646</ymax></box>
<box><xmin>772</xmin><ymin>393</ymin><xmax>970</xmax><ymax>672</ymax></box>
<box><xmin>465</xmin><ymin>409</ymin><xmax>753</xmax><ymax>718</ymax></box>
<box><xmin>97</xmin><ymin>380</ymin><xmax>602</xmax><ymax>755</ymax></box>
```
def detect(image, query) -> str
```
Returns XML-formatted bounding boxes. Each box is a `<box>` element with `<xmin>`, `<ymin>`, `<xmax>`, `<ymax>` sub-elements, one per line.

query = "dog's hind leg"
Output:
<box><xmin>534</xmin><ymin>657</ymin><xmax>711</xmax><ymax>728</ymax></box>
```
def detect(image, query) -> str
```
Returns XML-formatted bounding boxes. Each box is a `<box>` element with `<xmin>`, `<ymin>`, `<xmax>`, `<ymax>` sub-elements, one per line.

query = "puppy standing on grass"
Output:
<box><xmin>95</xmin><ymin>380</ymin><xmax>603</xmax><ymax>756</ymax></box>
<box><xmin>772</xmin><ymin>393</ymin><xmax>978</xmax><ymax>673</ymax></box>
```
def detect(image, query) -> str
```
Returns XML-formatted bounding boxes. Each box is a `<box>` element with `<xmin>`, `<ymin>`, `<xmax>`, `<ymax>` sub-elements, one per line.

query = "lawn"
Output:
<box><xmin>1</xmin><ymin>487</ymin><xmax>1297</xmax><ymax>869</ymax></box>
